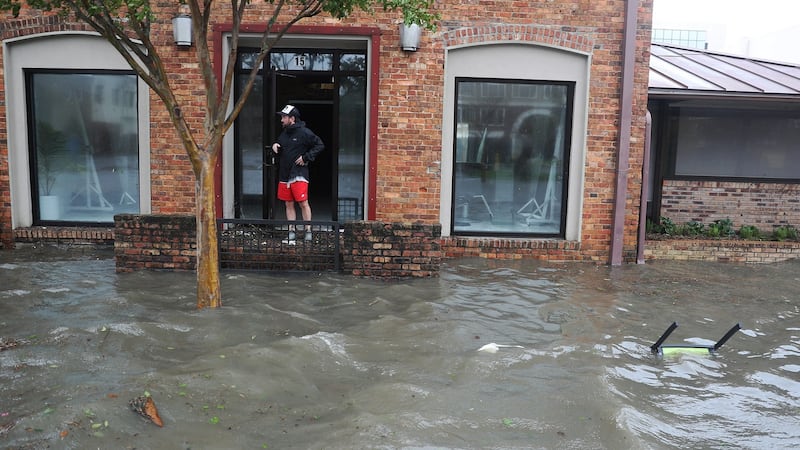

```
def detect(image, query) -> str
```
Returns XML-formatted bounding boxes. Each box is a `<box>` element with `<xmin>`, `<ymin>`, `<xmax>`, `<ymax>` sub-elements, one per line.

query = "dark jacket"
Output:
<box><xmin>275</xmin><ymin>120</ymin><xmax>324</xmax><ymax>182</ymax></box>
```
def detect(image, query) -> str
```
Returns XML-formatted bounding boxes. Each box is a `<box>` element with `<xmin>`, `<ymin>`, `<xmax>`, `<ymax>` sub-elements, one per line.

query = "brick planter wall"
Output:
<box><xmin>341</xmin><ymin>222</ymin><xmax>442</xmax><ymax>278</ymax></box>
<box><xmin>645</xmin><ymin>239</ymin><xmax>800</xmax><ymax>264</ymax></box>
<box><xmin>114</xmin><ymin>214</ymin><xmax>196</xmax><ymax>272</ymax></box>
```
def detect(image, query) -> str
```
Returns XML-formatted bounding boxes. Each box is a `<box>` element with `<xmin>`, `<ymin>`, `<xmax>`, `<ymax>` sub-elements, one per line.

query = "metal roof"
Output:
<box><xmin>649</xmin><ymin>43</ymin><xmax>800</xmax><ymax>99</ymax></box>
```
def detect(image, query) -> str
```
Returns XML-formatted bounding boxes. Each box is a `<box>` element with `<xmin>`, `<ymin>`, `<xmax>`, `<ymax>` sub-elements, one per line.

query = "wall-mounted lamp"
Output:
<box><xmin>399</xmin><ymin>23</ymin><xmax>421</xmax><ymax>52</ymax></box>
<box><xmin>172</xmin><ymin>6</ymin><xmax>192</xmax><ymax>47</ymax></box>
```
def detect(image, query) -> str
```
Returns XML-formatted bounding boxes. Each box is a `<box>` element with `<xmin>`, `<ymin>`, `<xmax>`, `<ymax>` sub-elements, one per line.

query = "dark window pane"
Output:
<box><xmin>674</xmin><ymin>107</ymin><xmax>800</xmax><ymax>179</ymax></box>
<box><xmin>239</xmin><ymin>52</ymin><xmax>261</xmax><ymax>70</ymax></box>
<box><xmin>339</xmin><ymin>54</ymin><xmax>366</xmax><ymax>72</ymax></box>
<box><xmin>236</xmin><ymin>72</ymin><xmax>264</xmax><ymax>218</ymax></box>
<box><xmin>338</xmin><ymin>75</ymin><xmax>367</xmax><ymax>221</ymax></box>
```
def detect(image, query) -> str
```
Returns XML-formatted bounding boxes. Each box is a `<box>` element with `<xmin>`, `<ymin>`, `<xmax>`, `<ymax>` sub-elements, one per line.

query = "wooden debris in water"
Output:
<box><xmin>0</xmin><ymin>420</ymin><xmax>16</xmax><ymax>437</ymax></box>
<box><xmin>129</xmin><ymin>396</ymin><xmax>164</xmax><ymax>427</ymax></box>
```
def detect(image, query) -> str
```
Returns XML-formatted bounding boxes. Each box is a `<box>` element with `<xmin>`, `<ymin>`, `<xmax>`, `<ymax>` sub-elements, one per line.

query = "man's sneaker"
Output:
<box><xmin>282</xmin><ymin>232</ymin><xmax>296</xmax><ymax>245</ymax></box>
<box><xmin>304</xmin><ymin>232</ymin><xmax>313</xmax><ymax>242</ymax></box>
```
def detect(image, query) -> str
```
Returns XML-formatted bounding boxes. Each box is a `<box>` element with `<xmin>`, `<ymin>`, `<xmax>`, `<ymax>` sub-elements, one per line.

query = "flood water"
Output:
<box><xmin>1</xmin><ymin>246</ymin><xmax>798</xmax><ymax>449</ymax></box>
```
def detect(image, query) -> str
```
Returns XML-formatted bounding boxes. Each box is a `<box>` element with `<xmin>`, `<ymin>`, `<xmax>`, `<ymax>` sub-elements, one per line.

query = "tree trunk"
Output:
<box><xmin>195</xmin><ymin>156</ymin><xmax>221</xmax><ymax>308</ymax></box>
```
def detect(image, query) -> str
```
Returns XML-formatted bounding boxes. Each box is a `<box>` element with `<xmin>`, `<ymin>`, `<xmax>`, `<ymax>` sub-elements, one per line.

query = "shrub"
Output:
<box><xmin>772</xmin><ymin>225</ymin><xmax>798</xmax><ymax>241</ymax></box>
<box><xmin>646</xmin><ymin>218</ymin><xmax>662</xmax><ymax>234</ymax></box>
<box><xmin>738</xmin><ymin>225</ymin><xmax>761</xmax><ymax>240</ymax></box>
<box><xmin>706</xmin><ymin>218</ymin><xmax>734</xmax><ymax>238</ymax></box>
<box><xmin>677</xmin><ymin>220</ymin><xmax>705</xmax><ymax>236</ymax></box>
<box><xmin>660</xmin><ymin>217</ymin><xmax>676</xmax><ymax>235</ymax></box>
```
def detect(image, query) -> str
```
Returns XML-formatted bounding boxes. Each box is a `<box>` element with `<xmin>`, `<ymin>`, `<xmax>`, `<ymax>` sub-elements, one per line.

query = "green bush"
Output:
<box><xmin>738</xmin><ymin>225</ymin><xmax>761</xmax><ymax>240</ymax></box>
<box><xmin>706</xmin><ymin>218</ymin><xmax>734</xmax><ymax>238</ymax></box>
<box><xmin>772</xmin><ymin>225</ymin><xmax>798</xmax><ymax>241</ymax></box>
<box><xmin>646</xmin><ymin>218</ymin><xmax>662</xmax><ymax>234</ymax></box>
<box><xmin>677</xmin><ymin>220</ymin><xmax>705</xmax><ymax>236</ymax></box>
<box><xmin>660</xmin><ymin>217</ymin><xmax>676</xmax><ymax>235</ymax></box>
<box><xmin>647</xmin><ymin>218</ymin><xmax>798</xmax><ymax>242</ymax></box>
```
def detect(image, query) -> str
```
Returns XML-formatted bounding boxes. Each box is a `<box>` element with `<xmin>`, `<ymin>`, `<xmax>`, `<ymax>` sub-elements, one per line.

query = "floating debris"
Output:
<box><xmin>129</xmin><ymin>396</ymin><xmax>164</xmax><ymax>427</ymax></box>
<box><xmin>650</xmin><ymin>322</ymin><xmax>741</xmax><ymax>356</ymax></box>
<box><xmin>0</xmin><ymin>420</ymin><xmax>16</xmax><ymax>437</ymax></box>
<box><xmin>477</xmin><ymin>343</ymin><xmax>525</xmax><ymax>354</ymax></box>
<box><xmin>0</xmin><ymin>337</ymin><xmax>20</xmax><ymax>352</ymax></box>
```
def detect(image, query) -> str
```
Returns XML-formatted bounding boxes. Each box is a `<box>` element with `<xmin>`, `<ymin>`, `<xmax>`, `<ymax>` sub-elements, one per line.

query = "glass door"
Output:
<box><xmin>234</xmin><ymin>48</ymin><xmax>367</xmax><ymax>221</ymax></box>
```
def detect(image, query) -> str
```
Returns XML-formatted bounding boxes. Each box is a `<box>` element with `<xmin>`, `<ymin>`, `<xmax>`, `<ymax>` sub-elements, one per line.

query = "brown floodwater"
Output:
<box><xmin>1</xmin><ymin>246</ymin><xmax>798</xmax><ymax>449</ymax></box>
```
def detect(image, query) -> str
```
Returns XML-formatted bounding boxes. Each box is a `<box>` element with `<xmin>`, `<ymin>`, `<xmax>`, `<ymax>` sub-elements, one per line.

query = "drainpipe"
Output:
<box><xmin>636</xmin><ymin>110</ymin><xmax>652</xmax><ymax>264</ymax></box>
<box><xmin>609</xmin><ymin>0</ymin><xmax>639</xmax><ymax>266</ymax></box>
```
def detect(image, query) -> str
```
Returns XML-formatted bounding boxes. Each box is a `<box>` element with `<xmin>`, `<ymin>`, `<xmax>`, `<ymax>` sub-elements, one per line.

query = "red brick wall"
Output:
<box><xmin>373</xmin><ymin>2</ymin><xmax>653</xmax><ymax>264</ymax></box>
<box><xmin>0</xmin><ymin>1</ymin><xmax>654</xmax><ymax>263</ymax></box>
<box><xmin>660</xmin><ymin>180</ymin><xmax>800</xmax><ymax>230</ymax></box>
<box><xmin>114</xmin><ymin>214</ymin><xmax>196</xmax><ymax>272</ymax></box>
<box><xmin>440</xmin><ymin>237</ymin><xmax>583</xmax><ymax>261</ymax></box>
<box><xmin>342</xmin><ymin>221</ymin><xmax>442</xmax><ymax>278</ymax></box>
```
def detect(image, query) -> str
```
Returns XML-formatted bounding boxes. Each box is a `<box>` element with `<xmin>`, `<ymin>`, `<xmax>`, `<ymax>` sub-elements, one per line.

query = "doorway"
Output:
<box><xmin>233</xmin><ymin>47</ymin><xmax>367</xmax><ymax>222</ymax></box>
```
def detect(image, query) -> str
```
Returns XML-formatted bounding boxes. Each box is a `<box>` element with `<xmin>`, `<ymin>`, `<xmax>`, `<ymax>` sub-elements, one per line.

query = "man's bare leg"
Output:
<box><xmin>284</xmin><ymin>201</ymin><xmax>297</xmax><ymax>221</ymax></box>
<box><xmin>284</xmin><ymin>201</ymin><xmax>297</xmax><ymax>241</ymax></box>
<box><xmin>298</xmin><ymin>200</ymin><xmax>312</xmax><ymax>238</ymax></box>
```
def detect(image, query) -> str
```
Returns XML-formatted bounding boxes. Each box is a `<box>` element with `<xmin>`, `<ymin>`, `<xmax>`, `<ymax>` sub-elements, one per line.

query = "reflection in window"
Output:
<box><xmin>338</xmin><ymin>75</ymin><xmax>367</xmax><ymax>221</ymax></box>
<box><xmin>673</xmin><ymin>107</ymin><xmax>800</xmax><ymax>179</ymax></box>
<box><xmin>235</xmin><ymin>68</ymin><xmax>265</xmax><ymax>218</ymax></box>
<box><xmin>28</xmin><ymin>72</ymin><xmax>139</xmax><ymax>223</ymax></box>
<box><xmin>452</xmin><ymin>79</ymin><xmax>572</xmax><ymax>237</ymax></box>
<box><xmin>339</xmin><ymin>54</ymin><xmax>366</xmax><ymax>72</ymax></box>
<box><xmin>239</xmin><ymin>52</ymin><xmax>262</xmax><ymax>70</ymax></box>
<box><xmin>270</xmin><ymin>52</ymin><xmax>333</xmax><ymax>71</ymax></box>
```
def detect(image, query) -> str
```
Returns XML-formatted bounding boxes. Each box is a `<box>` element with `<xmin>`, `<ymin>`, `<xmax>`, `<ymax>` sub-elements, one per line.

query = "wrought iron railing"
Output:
<box><xmin>217</xmin><ymin>219</ymin><xmax>340</xmax><ymax>272</ymax></box>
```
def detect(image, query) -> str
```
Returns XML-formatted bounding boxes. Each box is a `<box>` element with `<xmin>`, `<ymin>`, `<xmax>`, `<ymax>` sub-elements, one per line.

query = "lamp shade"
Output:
<box><xmin>399</xmin><ymin>23</ymin><xmax>421</xmax><ymax>52</ymax></box>
<box><xmin>172</xmin><ymin>14</ymin><xmax>192</xmax><ymax>46</ymax></box>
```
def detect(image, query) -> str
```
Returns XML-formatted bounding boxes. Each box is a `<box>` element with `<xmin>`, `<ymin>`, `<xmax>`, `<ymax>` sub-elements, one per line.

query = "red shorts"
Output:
<box><xmin>277</xmin><ymin>181</ymin><xmax>309</xmax><ymax>202</ymax></box>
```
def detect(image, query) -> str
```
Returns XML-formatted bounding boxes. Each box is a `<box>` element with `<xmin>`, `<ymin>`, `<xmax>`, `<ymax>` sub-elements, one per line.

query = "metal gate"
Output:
<box><xmin>217</xmin><ymin>219</ymin><xmax>340</xmax><ymax>272</ymax></box>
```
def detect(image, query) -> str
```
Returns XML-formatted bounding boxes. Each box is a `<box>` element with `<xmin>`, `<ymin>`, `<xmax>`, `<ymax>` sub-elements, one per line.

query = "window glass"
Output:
<box><xmin>339</xmin><ymin>54</ymin><xmax>366</xmax><ymax>72</ymax></box>
<box><xmin>270</xmin><ymin>52</ymin><xmax>333</xmax><ymax>71</ymax></box>
<box><xmin>674</xmin><ymin>108</ymin><xmax>800</xmax><ymax>179</ymax></box>
<box><xmin>29</xmin><ymin>72</ymin><xmax>139</xmax><ymax>223</ymax></box>
<box><xmin>239</xmin><ymin>52</ymin><xmax>262</xmax><ymax>70</ymax></box>
<box><xmin>452</xmin><ymin>79</ymin><xmax>571</xmax><ymax>236</ymax></box>
<box><xmin>235</xmin><ymin>69</ymin><xmax>265</xmax><ymax>218</ymax></box>
<box><xmin>338</xmin><ymin>75</ymin><xmax>367</xmax><ymax>221</ymax></box>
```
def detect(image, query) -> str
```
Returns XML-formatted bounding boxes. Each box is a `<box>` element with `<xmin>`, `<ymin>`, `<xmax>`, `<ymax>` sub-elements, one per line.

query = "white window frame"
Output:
<box><xmin>441</xmin><ymin>43</ymin><xmax>590</xmax><ymax>240</ymax></box>
<box><xmin>4</xmin><ymin>32</ymin><xmax>151</xmax><ymax>228</ymax></box>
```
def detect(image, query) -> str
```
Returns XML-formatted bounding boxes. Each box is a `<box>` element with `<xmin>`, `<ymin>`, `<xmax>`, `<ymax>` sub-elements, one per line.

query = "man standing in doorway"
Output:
<box><xmin>271</xmin><ymin>104</ymin><xmax>325</xmax><ymax>244</ymax></box>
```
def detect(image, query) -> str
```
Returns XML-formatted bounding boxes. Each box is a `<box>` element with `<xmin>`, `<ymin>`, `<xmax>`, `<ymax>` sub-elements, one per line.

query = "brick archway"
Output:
<box><xmin>0</xmin><ymin>15</ymin><xmax>93</xmax><ymax>40</ymax></box>
<box><xmin>441</xmin><ymin>24</ymin><xmax>594</xmax><ymax>54</ymax></box>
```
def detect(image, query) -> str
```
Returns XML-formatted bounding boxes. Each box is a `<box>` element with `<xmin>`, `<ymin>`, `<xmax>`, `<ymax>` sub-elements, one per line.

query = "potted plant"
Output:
<box><xmin>35</xmin><ymin>121</ymin><xmax>68</xmax><ymax>220</ymax></box>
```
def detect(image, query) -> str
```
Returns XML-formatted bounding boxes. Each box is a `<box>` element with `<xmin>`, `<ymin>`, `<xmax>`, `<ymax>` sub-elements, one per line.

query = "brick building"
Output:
<box><xmin>0</xmin><ymin>1</ymin><xmax>653</xmax><ymax>264</ymax></box>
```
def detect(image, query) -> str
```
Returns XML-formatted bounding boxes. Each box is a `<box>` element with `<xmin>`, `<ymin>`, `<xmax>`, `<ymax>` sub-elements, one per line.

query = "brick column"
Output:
<box><xmin>341</xmin><ymin>221</ymin><xmax>442</xmax><ymax>278</ymax></box>
<box><xmin>114</xmin><ymin>214</ymin><xmax>196</xmax><ymax>272</ymax></box>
